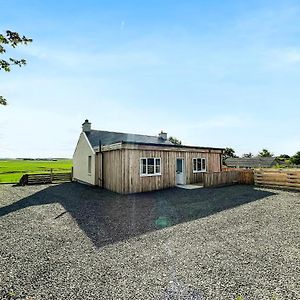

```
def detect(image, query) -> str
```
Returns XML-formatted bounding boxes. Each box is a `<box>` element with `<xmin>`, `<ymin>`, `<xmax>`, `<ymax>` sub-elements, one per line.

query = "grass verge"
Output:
<box><xmin>0</xmin><ymin>159</ymin><xmax>72</xmax><ymax>183</ymax></box>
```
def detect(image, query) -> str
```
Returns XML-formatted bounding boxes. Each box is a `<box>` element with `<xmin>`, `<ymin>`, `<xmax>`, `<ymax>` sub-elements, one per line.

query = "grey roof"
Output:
<box><xmin>225</xmin><ymin>157</ymin><xmax>277</xmax><ymax>168</ymax></box>
<box><xmin>85</xmin><ymin>130</ymin><xmax>174</xmax><ymax>148</ymax></box>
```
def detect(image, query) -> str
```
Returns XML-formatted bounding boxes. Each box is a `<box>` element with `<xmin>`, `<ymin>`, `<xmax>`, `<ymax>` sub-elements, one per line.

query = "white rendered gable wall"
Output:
<box><xmin>73</xmin><ymin>132</ymin><xmax>96</xmax><ymax>185</ymax></box>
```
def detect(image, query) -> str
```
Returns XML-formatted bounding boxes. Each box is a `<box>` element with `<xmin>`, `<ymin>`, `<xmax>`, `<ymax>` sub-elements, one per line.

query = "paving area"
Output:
<box><xmin>175</xmin><ymin>184</ymin><xmax>203</xmax><ymax>190</ymax></box>
<box><xmin>0</xmin><ymin>183</ymin><xmax>299</xmax><ymax>299</ymax></box>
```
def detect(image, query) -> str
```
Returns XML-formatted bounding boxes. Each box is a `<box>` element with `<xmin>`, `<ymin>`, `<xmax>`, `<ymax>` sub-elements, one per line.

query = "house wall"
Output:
<box><xmin>73</xmin><ymin>132</ymin><xmax>96</xmax><ymax>185</ymax></box>
<box><xmin>99</xmin><ymin>150</ymin><xmax>123</xmax><ymax>194</ymax></box>
<box><xmin>96</xmin><ymin>146</ymin><xmax>222</xmax><ymax>194</ymax></box>
<box><xmin>123</xmin><ymin>149</ymin><xmax>221</xmax><ymax>194</ymax></box>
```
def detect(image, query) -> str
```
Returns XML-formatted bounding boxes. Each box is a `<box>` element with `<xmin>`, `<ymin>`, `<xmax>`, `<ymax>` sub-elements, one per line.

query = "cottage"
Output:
<box><xmin>224</xmin><ymin>157</ymin><xmax>277</xmax><ymax>169</ymax></box>
<box><xmin>73</xmin><ymin>120</ymin><xmax>224</xmax><ymax>194</ymax></box>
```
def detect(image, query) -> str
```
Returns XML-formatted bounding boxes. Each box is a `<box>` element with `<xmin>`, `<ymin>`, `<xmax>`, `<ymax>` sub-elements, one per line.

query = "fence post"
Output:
<box><xmin>50</xmin><ymin>168</ymin><xmax>53</xmax><ymax>183</ymax></box>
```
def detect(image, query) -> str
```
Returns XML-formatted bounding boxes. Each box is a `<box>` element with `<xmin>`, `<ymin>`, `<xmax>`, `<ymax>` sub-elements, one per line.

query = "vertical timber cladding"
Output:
<box><xmin>95</xmin><ymin>152</ymin><xmax>100</xmax><ymax>187</ymax></box>
<box><xmin>101</xmin><ymin>149</ymin><xmax>123</xmax><ymax>194</ymax></box>
<box><xmin>123</xmin><ymin>147</ymin><xmax>222</xmax><ymax>194</ymax></box>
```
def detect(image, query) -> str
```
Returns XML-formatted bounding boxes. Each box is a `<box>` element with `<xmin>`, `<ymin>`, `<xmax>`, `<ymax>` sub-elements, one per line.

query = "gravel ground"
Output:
<box><xmin>0</xmin><ymin>183</ymin><xmax>299</xmax><ymax>300</ymax></box>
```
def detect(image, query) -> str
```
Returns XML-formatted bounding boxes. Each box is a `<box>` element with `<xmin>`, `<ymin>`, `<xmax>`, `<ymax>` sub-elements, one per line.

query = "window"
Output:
<box><xmin>88</xmin><ymin>155</ymin><xmax>92</xmax><ymax>174</ymax></box>
<box><xmin>193</xmin><ymin>158</ymin><xmax>206</xmax><ymax>173</ymax></box>
<box><xmin>155</xmin><ymin>158</ymin><xmax>161</xmax><ymax>174</ymax></box>
<box><xmin>140</xmin><ymin>158</ymin><xmax>161</xmax><ymax>176</ymax></box>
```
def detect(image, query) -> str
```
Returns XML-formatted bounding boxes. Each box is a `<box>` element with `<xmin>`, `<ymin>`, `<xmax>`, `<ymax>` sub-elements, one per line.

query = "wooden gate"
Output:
<box><xmin>19</xmin><ymin>171</ymin><xmax>72</xmax><ymax>186</ymax></box>
<box><xmin>254</xmin><ymin>169</ymin><xmax>300</xmax><ymax>190</ymax></box>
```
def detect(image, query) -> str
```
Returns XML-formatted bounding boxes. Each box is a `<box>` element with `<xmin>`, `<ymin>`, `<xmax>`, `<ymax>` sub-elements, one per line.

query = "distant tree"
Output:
<box><xmin>276</xmin><ymin>154</ymin><xmax>291</xmax><ymax>164</ymax></box>
<box><xmin>223</xmin><ymin>147</ymin><xmax>238</xmax><ymax>164</ymax></box>
<box><xmin>258</xmin><ymin>149</ymin><xmax>273</xmax><ymax>157</ymax></box>
<box><xmin>278</xmin><ymin>154</ymin><xmax>290</xmax><ymax>160</ymax></box>
<box><xmin>242</xmin><ymin>152</ymin><xmax>253</xmax><ymax>158</ymax></box>
<box><xmin>224</xmin><ymin>147</ymin><xmax>237</xmax><ymax>159</ymax></box>
<box><xmin>168</xmin><ymin>136</ymin><xmax>182</xmax><ymax>145</ymax></box>
<box><xmin>291</xmin><ymin>151</ymin><xmax>300</xmax><ymax>165</ymax></box>
<box><xmin>0</xmin><ymin>30</ymin><xmax>32</xmax><ymax>105</ymax></box>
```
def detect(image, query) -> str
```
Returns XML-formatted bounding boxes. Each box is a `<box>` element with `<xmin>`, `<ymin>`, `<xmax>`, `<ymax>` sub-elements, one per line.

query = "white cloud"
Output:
<box><xmin>120</xmin><ymin>21</ymin><xmax>126</xmax><ymax>31</ymax></box>
<box><xmin>16</xmin><ymin>44</ymin><xmax>162</xmax><ymax>71</ymax></box>
<box><xmin>187</xmin><ymin>115</ymin><xmax>249</xmax><ymax>130</ymax></box>
<box><xmin>280</xmin><ymin>49</ymin><xmax>300</xmax><ymax>63</ymax></box>
<box><xmin>264</xmin><ymin>48</ymin><xmax>300</xmax><ymax>70</ymax></box>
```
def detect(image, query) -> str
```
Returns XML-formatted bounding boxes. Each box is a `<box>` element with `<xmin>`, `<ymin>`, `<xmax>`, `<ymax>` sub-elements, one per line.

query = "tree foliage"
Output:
<box><xmin>291</xmin><ymin>151</ymin><xmax>300</xmax><ymax>165</ymax></box>
<box><xmin>278</xmin><ymin>154</ymin><xmax>290</xmax><ymax>160</ymax></box>
<box><xmin>258</xmin><ymin>149</ymin><xmax>273</xmax><ymax>157</ymax></box>
<box><xmin>224</xmin><ymin>147</ymin><xmax>237</xmax><ymax>159</ymax></box>
<box><xmin>242</xmin><ymin>152</ymin><xmax>253</xmax><ymax>158</ymax></box>
<box><xmin>223</xmin><ymin>147</ymin><xmax>238</xmax><ymax>164</ymax></box>
<box><xmin>276</xmin><ymin>154</ymin><xmax>291</xmax><ymax>164</ymax></box>
<box><xmin>0</xmin><ymin>96</ymin><xmax>6</xmax><ymax>105</ymax></box>
<box><xmin>0</xmin><ymin>30</ymin><xmax>32</xmax><ymax>105</ymax></box>
<box><xmin>168</xmin><ymin>136</ymin><xmax>182</xmax><ymax>145</ymax></box>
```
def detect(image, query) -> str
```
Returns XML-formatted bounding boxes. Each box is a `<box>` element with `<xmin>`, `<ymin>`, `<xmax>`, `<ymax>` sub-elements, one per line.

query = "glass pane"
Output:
<box><xmin>193</xmin><ymin>159</ymin><xmax>196</xmax><ymax>171</ymax></box>
<box><xmin>155</xmin><ymin>158</ymin><xmax>161</xmax><ymax>173</ymax></box>
<box><xmin>202</xmin><ymin>158</ymin><xmax>206</xmax><ymax>171</ymax></box>
<box><xmin>88</xmin><ymin>156</ymin><xmax>92</xmax><ymax>173</ymax></box>
<box><xmin>141</xmin><ymin>159</ymin><xmax>147</xmax><ymax>174</ymax></box>
<box><xmin>197</xmin><ymin>158</ymin><xmax>201</xmax><ymax>171</ymax></box>
<box><xmin>177</xmin><ymin>159</ymin><xmax>182</xmax><ymax>172</ymax></box>
<box><xmin>148</xmin><ymin>158</ymin><xmax>155</xmax><ymax>174</ymax></box>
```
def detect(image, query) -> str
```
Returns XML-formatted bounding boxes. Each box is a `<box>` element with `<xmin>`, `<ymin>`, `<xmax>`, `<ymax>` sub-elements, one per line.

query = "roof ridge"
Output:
<box><xmin>226</xmin><ymin>157</ymin><xmax>275</xmax><ymax>159</ymax></box>
<box><xmin>90</xmin><ymin>129</ymin><xmax>162</xmax><ymax>139</ymax></box>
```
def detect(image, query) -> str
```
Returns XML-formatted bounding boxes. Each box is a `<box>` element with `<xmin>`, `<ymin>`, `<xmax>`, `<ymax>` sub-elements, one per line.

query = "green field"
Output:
<box><xmin>0</xmin><ymin>159</ymin><xmax>72</xmax><ymax>183</ymax></box>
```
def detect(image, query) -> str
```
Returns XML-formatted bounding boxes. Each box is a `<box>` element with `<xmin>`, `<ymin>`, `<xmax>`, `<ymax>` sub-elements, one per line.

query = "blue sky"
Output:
<box><xmin>0</xmin><ymin>0</ymin><xmax>300</xmax><ymax>158</ymax></box>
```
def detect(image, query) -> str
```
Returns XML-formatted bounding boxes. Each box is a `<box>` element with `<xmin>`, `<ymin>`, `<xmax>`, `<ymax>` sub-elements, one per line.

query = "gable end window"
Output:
<box><xmin>88</xmin><ymin>155</ymin><xmax>92</xmax><ymax>174</ymax></box>
<box><xmin>140</xmin><ymin>158</ymin><xmax>161</xmax><ymax>176</ymax></box>
<box><xmin>193</xmin><ymin>158</ymin><xmax>206</xmax><ymax>173</ymax></box>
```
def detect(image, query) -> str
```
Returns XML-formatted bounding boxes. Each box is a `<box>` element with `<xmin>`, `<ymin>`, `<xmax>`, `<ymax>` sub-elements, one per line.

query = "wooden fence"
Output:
<box><xmin>19</xmin><ymin>171</ymin><xmax>72</xmax><ymax>186</ymax></box>
<box><xmin>203</xmin><ymin>170</ymin><xmax>254</xmax><ymax>187</ymax></box>
<box><xmin>254</xmin><ymin>169</ymin><xmax>300</xmax><ymax>190</ymax></box>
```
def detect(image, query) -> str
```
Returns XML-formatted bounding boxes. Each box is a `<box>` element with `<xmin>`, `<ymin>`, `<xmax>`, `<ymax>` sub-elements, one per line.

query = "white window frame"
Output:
<box><xmin>140</xmin><ymin>157</ymin><xmax>161</xmax><ymax>177</ymax></box>
<box><xmin>192</xmin><ymin>157</ymin><xmax>207</xmax><ymax>173</ymax></box>
<box><xmin>88</xmin><ymin>155</ymin><xmax>92</xmax><ymax>174</ymax></box>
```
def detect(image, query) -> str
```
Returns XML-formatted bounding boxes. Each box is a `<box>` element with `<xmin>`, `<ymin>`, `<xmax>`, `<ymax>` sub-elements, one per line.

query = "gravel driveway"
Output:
<box><xmin>0</xmin><ymin>183</ymin><xmax>299</xmax><ymax>299</ymax></box>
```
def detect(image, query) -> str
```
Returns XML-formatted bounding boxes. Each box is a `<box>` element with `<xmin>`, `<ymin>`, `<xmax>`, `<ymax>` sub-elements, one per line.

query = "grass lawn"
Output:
<box><xmin>0</xmin><ymin>159</ymin><xmax>72</xmax><ymax>183</ymax></box>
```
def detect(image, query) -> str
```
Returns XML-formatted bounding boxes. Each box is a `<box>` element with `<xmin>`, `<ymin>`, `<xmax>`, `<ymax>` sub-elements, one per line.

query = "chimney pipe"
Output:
<box><xmin>82</xmin><ymin>119</ymin><xmax>91</xmax><ymax>133</ymax></box>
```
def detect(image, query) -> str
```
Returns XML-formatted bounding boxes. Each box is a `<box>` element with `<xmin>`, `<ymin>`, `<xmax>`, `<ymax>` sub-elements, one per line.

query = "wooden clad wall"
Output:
<box><xmin>96</xmin><ymin>148</ymin><xmax>222</xmax><ymax>194</ymax></box>
<box><xmin>95</xmin><ymin>153</ymin><xmax>101</xmax><ymax>187</ymax></box>
<box><xmin>122</xmin><ymin>149</ymin><xmax>221</xmax><ymax>194</ymax></box>
<box><xmin>101</xmin><ymin>150</ymin><xmax>123</xmax><ymax>194</ymax></box>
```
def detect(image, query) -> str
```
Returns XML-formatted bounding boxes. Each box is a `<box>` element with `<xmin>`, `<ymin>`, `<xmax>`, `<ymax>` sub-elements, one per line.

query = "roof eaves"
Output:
<box><xmin>121</xmin><ymin>141</ymin><xmax>225</xmax><ymax>151</ymax></box>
